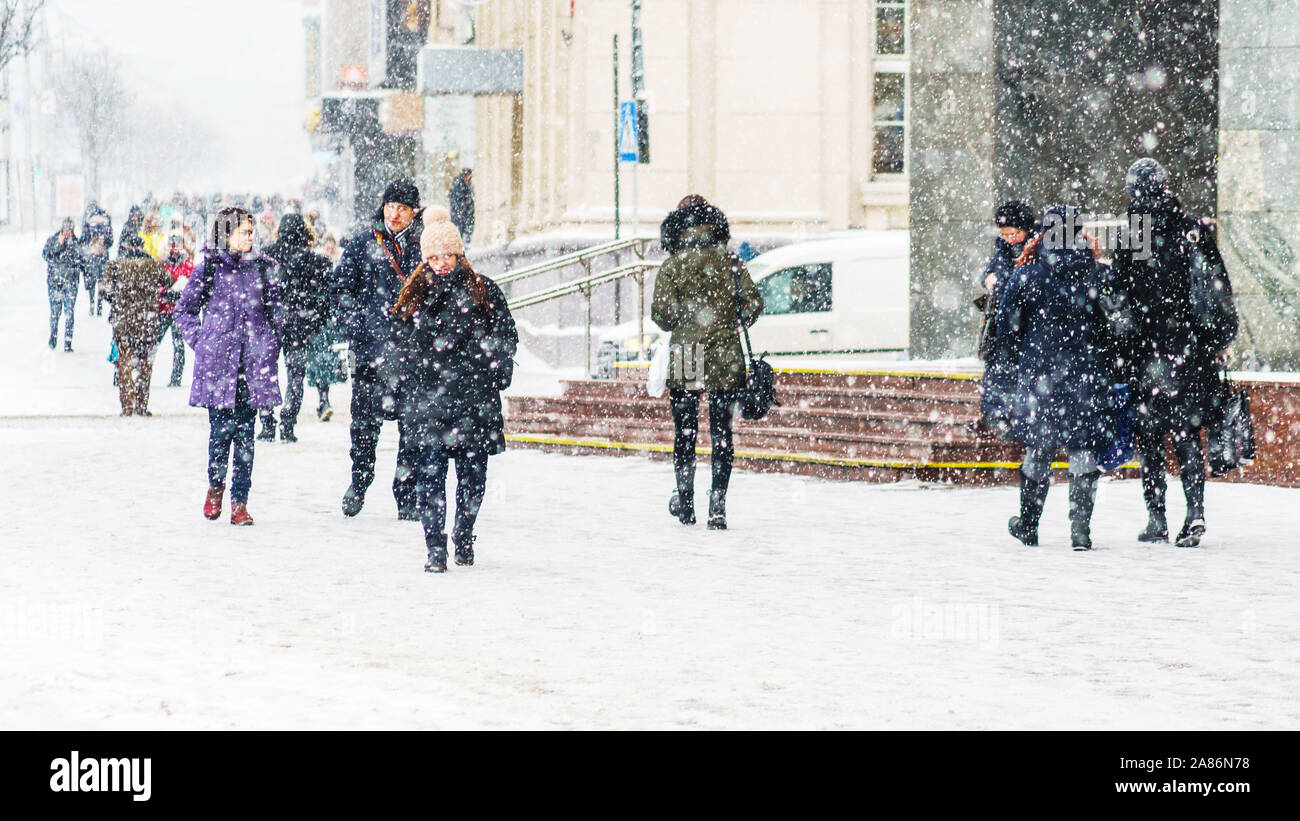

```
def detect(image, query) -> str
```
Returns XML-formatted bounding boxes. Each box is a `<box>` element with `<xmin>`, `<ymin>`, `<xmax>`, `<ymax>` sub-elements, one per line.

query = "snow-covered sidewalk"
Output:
<box><xmin>3</xmin><ymin>231</ymin><xmax>1298</xmax><ymax>729</ymax></box>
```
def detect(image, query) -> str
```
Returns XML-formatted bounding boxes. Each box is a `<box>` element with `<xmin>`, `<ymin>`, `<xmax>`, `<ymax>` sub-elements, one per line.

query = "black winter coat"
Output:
<box><xmin>994</xmin><ymin>246</ymin><xmax>1117</xmax><ymax>451</ymax></box>
<box><xmin>43</xmin><ymin>232</ymin><xmax>84</xmax><ymax>287</ymax></box>
<box><xmin>978</xmin><ymin>232</ymin><xmax>1034</xmax><ymax>434</ymax></box>
<box><xmin>1110</xmin><ymin>194</ymin><xmax>1234</xmax><ymax>432</ymax></box>
<box><xmin>266</xmin><ymin>231</ymin><xmax>333</xmax><ymax>350</ymax></box>
<box><xmin>330</xmin><ymin>216</ymin><xmax>424</xmax><ymax>362</ymax></box>
<box><xmin>398</xmin><ymin>271</ymin><xmax>518</xmax><ymax>457</ymax></box>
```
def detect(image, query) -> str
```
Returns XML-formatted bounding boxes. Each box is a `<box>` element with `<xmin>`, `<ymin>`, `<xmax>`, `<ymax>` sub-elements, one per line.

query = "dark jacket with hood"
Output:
<box><xmin>266</xmin><ymin>214</ymin><xmax>333</xmax><ymax>350</ymax></box>
<box><xmin>652</xmin><ymin>203</ymin><xmax>763</xmax><ymax>392</ymax></box>
<box><xmin>331</xmin><ymin>210</ymin><xmax>425</xmax><ymax>362</ymax></box>
<box><xmin>43</xmin><ymin>228</ymin><xmax>85</xmax><ymax>288</ymax></box>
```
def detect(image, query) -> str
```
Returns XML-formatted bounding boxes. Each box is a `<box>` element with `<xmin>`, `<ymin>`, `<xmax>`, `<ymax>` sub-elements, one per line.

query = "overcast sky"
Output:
<box><xmin>48</xmin><ymin>0</ymin><xmax>316</xmax><ymax>193</ymax></box>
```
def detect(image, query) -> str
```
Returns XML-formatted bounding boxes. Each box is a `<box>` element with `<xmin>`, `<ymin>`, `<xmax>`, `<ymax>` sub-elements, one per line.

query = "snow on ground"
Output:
<box><xmin>3</xmin><ymin>231</ymin><xmax>1299</xmax><ymax>730</ymax></box>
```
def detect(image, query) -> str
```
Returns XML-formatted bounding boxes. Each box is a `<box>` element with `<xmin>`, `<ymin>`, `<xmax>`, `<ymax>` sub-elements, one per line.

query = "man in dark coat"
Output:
<box><xmin>995</xmin><ymin>205</ymin><xmax>1115</xmax><ymax>550</ymax></box>
<box><xmin>978</xmin><ymin>200</ymin><xmax>1037</xmax><ymax>436</ymax></box>
<box><xmin>1109</xmin><ymin>158</ymin><xmax>1235</xmax><ymax>548</ymax></box>
<box><xmin>81</xmin><ymin>201</ymin><xmax>114</xmax><ymax>316</ymax></box>
<box><xmin>330</xmin><ymin>179</ymin><xmax>425</xmax><ymax>518</ymax></box>
<box><xmin>43</xmin><ymin>218</ymin><xmax>85</xmax><ymax>352</ymax></box>
<box><xmin>259</xmin><ymin>213</ymin><xmax>334</xmax><ymax>442</ymax></box>
<box><xmin>448</xmin><ymin>168</ymin><xmax>474</xmax><ymax>246</ymax></box>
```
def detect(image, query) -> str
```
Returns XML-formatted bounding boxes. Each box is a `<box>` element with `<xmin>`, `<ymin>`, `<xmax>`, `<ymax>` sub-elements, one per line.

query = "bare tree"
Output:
<box><xmin>0</xmin><ymin>0</ymin><xmax>44</xmax><ymax>74</ymax></box>
<box><xmin>50</xmin><ymin>48</ymin><xmax>130</xmax><ymax>199</ymax></box>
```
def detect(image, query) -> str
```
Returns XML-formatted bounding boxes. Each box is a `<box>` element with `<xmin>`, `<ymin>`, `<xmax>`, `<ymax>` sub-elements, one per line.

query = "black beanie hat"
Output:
<box><xmin>994</xmin><ymin>200</ymin><xmax>1036</xmax><ymax>232</ymax></box>
<box><xmin>381</xmin><ymin>178</ymin><xmax>421</xmax><ymax>210</ymax></box>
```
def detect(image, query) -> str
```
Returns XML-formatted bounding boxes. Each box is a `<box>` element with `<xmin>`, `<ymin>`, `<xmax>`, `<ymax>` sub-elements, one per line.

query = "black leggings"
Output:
<box><xmin>1136</xmin><ymin>422</ymin><xmax>1205</xmax><ymax>517</ymax></box>
<box><xmin>669</xmin><ymin>389</ymin><xmax>739</xmax><ymax>498</ymax></box>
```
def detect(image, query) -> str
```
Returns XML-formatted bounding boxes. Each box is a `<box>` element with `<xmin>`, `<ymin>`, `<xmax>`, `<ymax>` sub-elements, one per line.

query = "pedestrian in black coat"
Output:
<box><xmin>978</xmin><ymin>200</ymin><xmax>1037</xmax><ymax>436</ymax></box>
<box><xmin>43</xmin><ymin>218</ymin><xmax>85</xmax><ymax>352</ymax></box>
<box><xmin>995</xmin><ymin>205</ymin><xmax>1116</xmax><ymax>550</ymax></box>
<box><xmin>330</xmin><ymin>178</ymin><xmax>425</xmax><ymax>519</ymax></box>
<box><xmin>258</xmin><ymin>213</ymin><xmax>334</xmax><ymax>442</ymax></box>
<box><xmin>391</xmin><ymin>215</ymin><xmax>517</xmax><ymax>573</ymax></box>
<box><xmin>448</xmin><ymin>168</ymin><xmax>474</xmax><ymax>246</ymax></box>
<box><xmin>1109</xmin><ymin>158</ymin><xmax>1236</xmax><ymax>547</ymax></box>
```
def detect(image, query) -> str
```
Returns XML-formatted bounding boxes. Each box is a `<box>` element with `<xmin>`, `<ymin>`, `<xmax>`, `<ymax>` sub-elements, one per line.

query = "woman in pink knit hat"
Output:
<box><xmin>391</xmin><ymin>215</ymin><xmax>518</xmax><ymax>573</ymax></box>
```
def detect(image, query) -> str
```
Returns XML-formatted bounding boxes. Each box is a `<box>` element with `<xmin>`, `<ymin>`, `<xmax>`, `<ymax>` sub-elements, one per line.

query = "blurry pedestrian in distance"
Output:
<box><xmin>43</xmin><ymin>217</ymin><xmax>85</xmax><ymax>352</ymax></box>
<box><xmin>103</xmin><ymin>231</ymin><xmax>171</xmax><ymax>415</ymax></box>
<box><xmin>155</xmin><ymin>234</ymin><xmax>193</xmax><ymax>387</ymax></box>
<box><xmin>449</xmin><ymin>168</ymin><xmax>475</xmax><ymax>247</ymax></box>
<box><xmin>321</xmin><ymin>230</ymin><xmax>341</xmax><ymax>265</ymax></box>
<box><xmin>175</xmin><ymin>207</ymin><xmax>285</xmax><ymax>526</ymax></box>
<box><xmin>141</xmin><ymin>214</ymin><xmax>166</xmax><ymax>260</ymax></box>
<box><xmin>81</xmin><ymin>200</ymin><xmax>114</xmax><ymax>317</ymax></box>
<box><xmin>257</xmin><ymin>213</ymin><xmax>332</xmax><ymax>443</ymax></box>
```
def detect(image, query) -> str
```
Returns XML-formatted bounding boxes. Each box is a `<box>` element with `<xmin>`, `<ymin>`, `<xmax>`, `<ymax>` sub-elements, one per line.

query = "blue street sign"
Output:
<box><xmin>619</xmin><ymin>100</ymin><xmax>638</xmax><ymax>163</ymax></box>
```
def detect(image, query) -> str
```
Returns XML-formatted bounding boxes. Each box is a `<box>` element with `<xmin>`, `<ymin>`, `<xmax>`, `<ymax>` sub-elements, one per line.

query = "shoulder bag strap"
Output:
<box><xmin>730</xmin><ymin>256</ymin><xmax>755</xmax><ymax>366</ymax></box>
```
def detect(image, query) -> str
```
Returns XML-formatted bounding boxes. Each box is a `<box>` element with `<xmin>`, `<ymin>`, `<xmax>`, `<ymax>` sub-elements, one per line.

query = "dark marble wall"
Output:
<box><xmin>909</xmin><ymin>0</ymin><xmax>1219</xmax><ymax>358</ymax></box>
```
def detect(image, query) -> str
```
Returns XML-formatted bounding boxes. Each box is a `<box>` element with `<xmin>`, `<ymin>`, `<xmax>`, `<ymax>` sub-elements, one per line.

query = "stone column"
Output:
<box><xmin>908</xmin><ymin>0</ymin><xmax>995</xmax><ymax>359</ymax></box>
<box><xmin>1219</xmin><ymin>0</ymin><xmax>1300</xmax><ymax>368</ymax></box>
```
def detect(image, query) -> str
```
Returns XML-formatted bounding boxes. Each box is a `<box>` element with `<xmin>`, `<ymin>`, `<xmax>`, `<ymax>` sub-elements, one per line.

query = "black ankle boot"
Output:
<box><xmin>1137</xmin><ymin>510</ymin><xmax>1169</xmax><ymax>542</ymax></box>
<box><xmin>1069</xmin><ymin>472</ymin><xmax>1100</xmax><ymax>551</ymax></box>
<box><xmin>1176</xmin><ymin>510</ymin><xmax>1206</xmax><ymax>548</ymax></box>
<box><xmin>256</xmin><ymin>417</ymin><xmax>276</xmax><ymax>442</ymax></box>
<box><xmin>669</xmin><ymin>490</ymin><xmax>695</xmax><ymax>525</ymax></box>
<box><xmin>453</xmin><ymin>531</ymin><xmax>475</xmax><ymax>566</ymax></box>
<box><xmin>1008</xmin><ymin>476</ymin><xmax>1049</xmax><ymax>546</ymax></box>
<box><xmin>279</xmin><ymin>421</ymin><xmax>297</xmax><ymax>443</ymax></box>
<box><xmin>424</xmin><ymin>533</ymin><xmax>448</xmax><ymax>573</ymax></box>
<box><xmin>707</xmin><ymin>490</ymin><xmax>727</xmax><ymax>530</ymax></box>
<box><xmin>342</xmin><ymin>482</ymin><xmax>367</xmax><ymax>517</ymax></box>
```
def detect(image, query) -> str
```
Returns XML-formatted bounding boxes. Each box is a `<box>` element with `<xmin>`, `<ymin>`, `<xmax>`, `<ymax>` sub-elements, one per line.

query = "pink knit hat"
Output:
<box><xmin>420</xmin><ymin>212</ymin><xmax>464</xmax><ymax>259</ymax></box>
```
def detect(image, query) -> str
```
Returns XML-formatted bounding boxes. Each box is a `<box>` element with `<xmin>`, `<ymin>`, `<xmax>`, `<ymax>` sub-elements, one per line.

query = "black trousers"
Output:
<box><xmin>154</xmin><ymin>312</ymin><xmax>186</xmax><ymax>385</ymax></box>
<box><xmin>416</xmin><ymin>448</ymin><xmax>489</xmax><ymax>541</ymax></box>
<box><xmin>260</xmin><ymin>347</ymin><xmax>309</xmax><ymax>429</ymax></box>
<box><xmin>1135</xmin><ymin>420</ymin><xmax>1206</xmax><ymax>518</ymax></box>
<box><xmin>208</xmin><ymin>377</ymin><xmax>256</xmax><ymax>504</ymax></box>
<box><xmin>349</xmin><ymin>359</ymin><xmax>418</xmax><ymax>507</ymax></box>
<box><xmin>669</xmin><ymin>388</ymin><xmax>739</xmax><ymax>498</ymax></box>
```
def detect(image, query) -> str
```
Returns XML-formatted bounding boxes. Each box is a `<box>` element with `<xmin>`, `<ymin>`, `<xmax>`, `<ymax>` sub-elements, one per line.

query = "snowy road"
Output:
<box><xmin>3</xmin><ymin>233</ymin><xmax>1299</xmax><ymax>729</ymax></box>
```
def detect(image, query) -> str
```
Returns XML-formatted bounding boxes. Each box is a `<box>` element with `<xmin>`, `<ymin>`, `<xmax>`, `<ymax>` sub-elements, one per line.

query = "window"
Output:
<box><xmin>871</xmin><ymin>2</ymin><xmax>909</xmax><ymax>177</ymax></box>
<box><xmin>757</xmin><ymin>264</ymin><xmax>833</xmax><ymax>316</ymax></box>
<box><xmin>875</xmin><ymin>1</ymin><xmax>906</xmax><ymax>56</ymax></box>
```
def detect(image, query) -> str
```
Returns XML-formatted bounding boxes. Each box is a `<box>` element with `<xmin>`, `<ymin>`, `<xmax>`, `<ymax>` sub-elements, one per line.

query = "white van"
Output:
<box><xmin>744</xmin><ymin>230</ymin><xmax>909</xmax><ymax>357</ymax></box>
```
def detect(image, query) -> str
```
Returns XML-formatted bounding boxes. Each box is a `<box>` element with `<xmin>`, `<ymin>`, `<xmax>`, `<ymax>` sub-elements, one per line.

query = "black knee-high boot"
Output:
<box><xmin>1008</xmin><ymin>475</ymin><xmax>1050</xmax><ymax>546</ymax></box>
<box><xmin>1137</xmin><ymin>441</ymin><xmax>1169</xmax><ymax>542</ymax></box>
<box><xmin>1069</xmin><ymin>471</ymin><xmax>1100</xmax><ymax>551</ymax></box>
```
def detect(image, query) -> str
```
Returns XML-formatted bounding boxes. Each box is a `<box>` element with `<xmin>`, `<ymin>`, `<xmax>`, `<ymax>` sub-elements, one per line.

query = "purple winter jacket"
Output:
<box><xmin>175</xmin><ymin>249</ymin><xmax>285</xmax><ymax>410</ymax></box>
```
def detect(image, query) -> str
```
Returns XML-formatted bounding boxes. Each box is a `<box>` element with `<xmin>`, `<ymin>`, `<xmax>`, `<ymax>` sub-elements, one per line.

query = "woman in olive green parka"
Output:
<box><xmin>651</xmin><ymin>198</ymin><xmax>763</xmax><ymax>530</ymax></box>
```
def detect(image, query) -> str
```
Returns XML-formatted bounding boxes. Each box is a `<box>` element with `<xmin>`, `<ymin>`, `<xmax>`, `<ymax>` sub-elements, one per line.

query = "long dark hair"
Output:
<box><xmin>210</xmin><ymin>206</ymin><xmax>254</xmax><ymax>250</ymax></box>
<box><xmin>392</xmin><ymin>256</ymin><xmax>490</xmax><ymax>319</ymax></box>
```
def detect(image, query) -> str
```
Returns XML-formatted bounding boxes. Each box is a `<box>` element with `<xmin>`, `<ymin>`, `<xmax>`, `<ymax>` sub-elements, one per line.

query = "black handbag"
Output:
<box><xmin>1206</xmin><ymin>371</ymin><xmax>1256</xmax><ymax>477</ymax></box>
<box><xmin>731</xmin><ymin>258</ymin><xmax>777</xmax><ymax>421</ymax></box>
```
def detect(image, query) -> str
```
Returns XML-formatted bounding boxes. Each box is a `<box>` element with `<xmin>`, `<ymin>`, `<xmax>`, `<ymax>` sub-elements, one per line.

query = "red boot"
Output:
<box><xmin>204</xmin><ymin>485</ymin><xmax>224</xmax><ymax>520</ymax></box>
<box><xmin>230</xmin><ymin>502</ymin><xmax>254</xmax><ymax>526</ymax></box>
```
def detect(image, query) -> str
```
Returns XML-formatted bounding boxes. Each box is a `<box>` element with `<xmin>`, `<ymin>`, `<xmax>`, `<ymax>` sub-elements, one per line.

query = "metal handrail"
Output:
<box><xmin>509</xmin><ymin>262</ymin><xmax>659</xmax><ymax>308</ymax></box>
<box><xmin>494</xmin><ymin>236</ymin><xmax>656</xmax><ymax>285</ymax></box>
<box><xmin>508</xmin><ymin>258</ymin><xmax>662</xmax><ymax>376</ymax></box>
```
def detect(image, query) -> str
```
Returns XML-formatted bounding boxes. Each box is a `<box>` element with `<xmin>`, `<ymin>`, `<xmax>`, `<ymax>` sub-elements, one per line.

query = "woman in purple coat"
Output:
<box><xmin>176</xmin><ymin>207</ymin><xmax>285</xmax><ymax>525</ymax></box>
